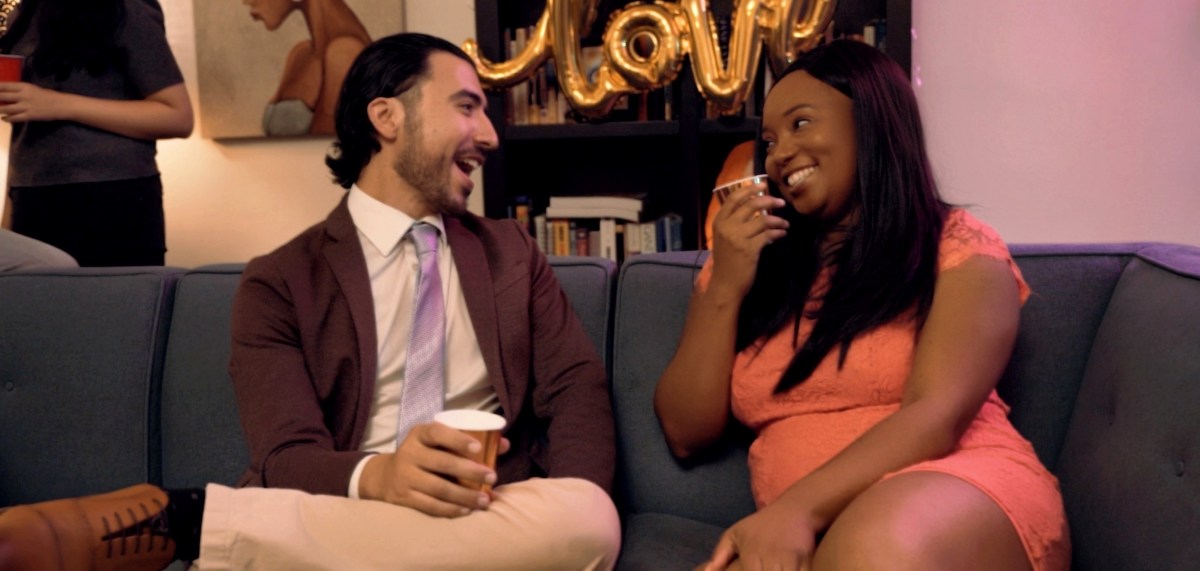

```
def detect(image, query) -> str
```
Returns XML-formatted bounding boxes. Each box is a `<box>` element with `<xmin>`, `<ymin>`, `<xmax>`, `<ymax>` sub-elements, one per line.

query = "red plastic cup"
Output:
<box><xmin>0</xmin><ymin>54</ymin><xmax>24</xmax><ymax>82</ymax></box>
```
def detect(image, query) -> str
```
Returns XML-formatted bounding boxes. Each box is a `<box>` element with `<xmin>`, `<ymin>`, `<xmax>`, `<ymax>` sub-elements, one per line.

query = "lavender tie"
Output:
<box><xmin>397</xmin><ymin>222</ymin><xmax>445</xmax><ymax>442</ymax></box>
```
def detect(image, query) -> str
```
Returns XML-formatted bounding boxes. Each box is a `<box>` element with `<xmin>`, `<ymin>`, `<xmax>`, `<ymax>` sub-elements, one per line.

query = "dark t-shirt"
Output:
<box><xmin>6</xmin><ymin>0</ymin><xmax>185</xmax><ymax>187</ymax></box>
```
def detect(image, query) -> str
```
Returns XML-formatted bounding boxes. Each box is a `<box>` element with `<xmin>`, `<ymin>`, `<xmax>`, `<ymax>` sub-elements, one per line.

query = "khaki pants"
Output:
<box><xmin>194</xmin><ymin>478</ymin><xmax>620</xmax><ymax>570</ymax></box>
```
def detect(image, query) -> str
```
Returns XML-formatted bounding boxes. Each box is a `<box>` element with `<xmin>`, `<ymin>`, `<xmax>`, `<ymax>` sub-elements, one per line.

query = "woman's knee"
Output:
<box><xmin>813</xmin><ymin>472</ymin><xmax>1029</xmax><ymax>571</ymax></box>
<box><xmin>814</xmin><ymin>494</ymin><xmax>928</xmax><ymax>570</ymax></box>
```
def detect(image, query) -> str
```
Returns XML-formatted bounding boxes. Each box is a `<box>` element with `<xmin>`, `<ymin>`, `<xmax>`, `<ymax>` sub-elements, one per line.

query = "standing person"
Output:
<box><xmin>0</xmin><ymin>0</ymin><xmax>193</xmax><ymax>267</ymax></box>
<box><xmin>0</xmin><ymin>32</ymin><xmax>619</xmax><ymax>571</ymax></box>
<box><xmin>243</xmin><ymin>0</ymin><xmax>371</xmax><ymax>136</ymax></box>
<box><xmin>655</xmin><ymin>40</ymin><xmax>1068</xmax><ymax>570</ymax></box>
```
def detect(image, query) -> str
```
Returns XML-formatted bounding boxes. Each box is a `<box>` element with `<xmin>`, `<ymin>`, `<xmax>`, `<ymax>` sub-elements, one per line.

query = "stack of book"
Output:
<box><xmin>544</xmin><ymin>195</ymin><xmax>642</xmax><ymax>222</ymax></box>
<box><xmin>532</xmin><ymin>195</ymin><xmax>683</xmax><ymax>263</ymax></box>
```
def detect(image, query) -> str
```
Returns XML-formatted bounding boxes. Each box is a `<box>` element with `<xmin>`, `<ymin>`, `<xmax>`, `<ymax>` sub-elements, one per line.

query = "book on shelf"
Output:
<box><xmin>543</xmin><ymin>205</ymin><xmax>640</xmax><ymax>222</ymax></box>
<box><xmin>548</xmin><ymin>194</ymin><xmax>644</xmax><ymax>212</ymax></box>
<box><xmin>534</xmin><ymin>215</ymin><xmax>548</xmax><ymax>253</ymax></box>
<box><xmin>598</xmin><ymin>219</ymin><xmax>617</xmax><ymax>262</ymax></box>
<box><xmin>530</xmin><ymin>198</ymin><xmax>683</xmax><ymax>262</ymax></box>
<box><xmin>574</xmin><ymin>224</ymin><xmax>590</xmax><ymax>256</ymax></box>
<box><xmin>544</xmin><ymin>194</ymin><xmax>643</xmax><ymax>223</ymax></box>
<box><xmin>655</xmin><ymin>213</ymin><xmax>683</xmax><ymax>252</ymax></box>
<box><xmin>639</xmin><ymin>222</ymin><xmax>657</xmax><ymax>254</ymax></box>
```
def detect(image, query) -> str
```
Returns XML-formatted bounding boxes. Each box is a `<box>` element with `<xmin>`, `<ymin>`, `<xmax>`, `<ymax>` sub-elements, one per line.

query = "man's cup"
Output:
<box><xmin>434</xmin><ymin>409</ymin><xmax>506</xmax><ymax>493</ymax></box>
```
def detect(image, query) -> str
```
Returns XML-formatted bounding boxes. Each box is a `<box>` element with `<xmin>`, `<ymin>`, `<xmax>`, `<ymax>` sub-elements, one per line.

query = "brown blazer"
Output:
<box><xmin>229</xmin><ymin>197</ymin><xmax>615</xmax><ymax>496</ymax></box>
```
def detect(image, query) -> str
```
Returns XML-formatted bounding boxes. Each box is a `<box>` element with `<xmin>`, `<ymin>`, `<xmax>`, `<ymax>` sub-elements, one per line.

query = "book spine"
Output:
<box><xmin>669</xmin><ymin>217</ymin><xmax>683</xmax><ymax>251</ymax></box>
<box><xmin>615</xmin><ymin>223</ymin><xmax>626</xmax><ymax>263</ymax></box>
<box><xmin>513</xmin><ymin>196</ymin><xmax>530</xmax><ymax>232</ymax></box>
<box><xmin>552</xmin><ymin>220</ymin><xmax>570</xmax><ymax>256</ymax></box>
<box><xmin>640</xmin><ymin>222</ymin><xmax>658</xmax><ymax>253</ymax></box>
<box><xmin>513</xmin><ymin>27</ymin><xmax>529</xmax><ymax>126</ymax></box>
<box><xmin>574</xmin><ymin>224</ymin><xmax>590</xmax><ymax>256</ymax></box>
<box><xmin>588</xmin><ymin>230</ymin><xmax>600</xmax><ymax>259</ymax></box>
<box><xmin>599</xmin><ymin>219</ymin><xmax>617</xmax><ymax>262</ymax></box>
<box><xmin>624</xmin><ymin>221</ymin><xmax>642</xmax><ymax>257</ymax></box>
<box><xmin>534</xmin><ymin>214</ymin><xmax>548</xmax><ymax>253</ymax></box>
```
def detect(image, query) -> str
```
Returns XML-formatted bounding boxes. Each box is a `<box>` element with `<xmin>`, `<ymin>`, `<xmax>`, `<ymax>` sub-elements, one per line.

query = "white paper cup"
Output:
<box><xmin>434</xmin><ymin>410</ymin><xmax>506</xmax><ymax>492</ymax></box>
<box><xmin>712</xmin><ymin>174</ymin><xmax>768</xmax><ymax>205</ymax></box>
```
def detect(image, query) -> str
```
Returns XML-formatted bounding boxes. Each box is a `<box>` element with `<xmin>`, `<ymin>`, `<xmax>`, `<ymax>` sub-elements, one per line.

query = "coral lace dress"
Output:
<box><xmin>700</xmin><ymin>210</ymin><xmax>1069</xmax><ymax>570</ymax></box>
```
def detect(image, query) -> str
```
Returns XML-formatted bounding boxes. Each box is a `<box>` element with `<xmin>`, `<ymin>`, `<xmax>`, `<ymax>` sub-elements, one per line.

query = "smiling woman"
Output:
<box><xmin>243</xmin><ymin>0</ymin><xmax>371</xmax><ymax>136</ymax></box>
<box><xmin>655</xmin><ymin>40</ymin><xmax>1070</xmax><ymax>571</ymax></box>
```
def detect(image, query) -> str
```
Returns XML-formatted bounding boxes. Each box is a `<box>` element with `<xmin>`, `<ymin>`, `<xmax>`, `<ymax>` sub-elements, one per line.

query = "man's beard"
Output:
<box><xmin>393</xmin><ymin>114</ymin><xmax>466</xmax><ymax>217</ymax></box>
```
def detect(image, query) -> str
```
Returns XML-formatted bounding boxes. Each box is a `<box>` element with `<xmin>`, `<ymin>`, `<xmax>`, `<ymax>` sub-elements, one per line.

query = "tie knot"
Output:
<box><xmin>409</xmin><ymin>222</ymin><xmax>439</xmax><ymax>257</ymax></box>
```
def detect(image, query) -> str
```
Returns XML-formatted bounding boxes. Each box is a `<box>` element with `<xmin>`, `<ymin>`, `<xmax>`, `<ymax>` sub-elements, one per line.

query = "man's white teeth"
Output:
<box><xmin>456</xmin><ymin>158</ymin><xmax>481</xmax><ymax>174</ymax></box>
<box><xmin>787</xmin><ymin>166</ymin><xmax>816</xmax><ymax>187</ymax></box>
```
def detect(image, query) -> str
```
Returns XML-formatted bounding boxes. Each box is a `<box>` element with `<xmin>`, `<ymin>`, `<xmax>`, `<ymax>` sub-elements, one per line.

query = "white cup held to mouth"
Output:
<box><xmin>713</xmin><ymin>174</ymin><xmax>770</xmax><ymax>215</ymax></box>
<box><xmin>434</xmin><ymin>409</ymin><xmax>506</xmax><ymax>493</ymax></box>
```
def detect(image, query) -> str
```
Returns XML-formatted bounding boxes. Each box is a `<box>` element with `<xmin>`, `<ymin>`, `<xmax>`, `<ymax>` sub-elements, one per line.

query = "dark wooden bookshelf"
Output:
<box><xmin>474</xmin><ymin>0</ymin><xmax>911</xmax><ymax>251</ymax></box>
<box><xmin>505</xmin><ymin>121</ymin><xmax>681</xmax><ymax>141</ymax></box>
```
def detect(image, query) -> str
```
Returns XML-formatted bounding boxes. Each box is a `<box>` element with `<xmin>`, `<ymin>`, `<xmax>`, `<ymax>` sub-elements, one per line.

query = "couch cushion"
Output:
<box><xmin>0</xmin><ymin>267</ymin><xmax>182</xmax><ymax>505</ymax></box>
<box><xmin>612</xmin><ymin>252</ymin><xmax>756</xmax><ymax>528</ymax></box>
<box><xmin>1055</xmin><ymin>244</ymin><xmax>1200</xmax><ymax>570</ymax></box>
<box><xmin>617</xmin><ymin>512</ymin><xmax>724</xmax><ymax>571</ymax></box>
<box><xmin>1002</xmin><ymin>244</ymin><xmax>1143</xmax><ymax>469</ymax></box>
<box><xmin>160</xmin><ymin>265</ymin><xmax>249</xmax><ymax>489</ymax></box>
<box><xmin>548</xmin><ymin>256</ymin><xmax>616</xmax><ymax>370</ymax></box>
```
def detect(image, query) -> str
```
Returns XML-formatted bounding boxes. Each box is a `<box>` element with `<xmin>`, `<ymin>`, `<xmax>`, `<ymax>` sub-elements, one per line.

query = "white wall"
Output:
<box><xmin>914</xmin><ymin>0</ymin><xmax>1200</xmax><ymax>246</ymax></box>
<box><xmin>4</xmin><ymin>1</ymin><xmax>1197</xmax><ymax>265</ymax></box>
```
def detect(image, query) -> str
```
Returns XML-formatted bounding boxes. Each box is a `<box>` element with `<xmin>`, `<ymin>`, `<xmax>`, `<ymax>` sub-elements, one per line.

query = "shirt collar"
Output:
<box><xmin>347</xmin><ymin>185</ymin><xmax>446</xmax><ymax>257</ymax></box>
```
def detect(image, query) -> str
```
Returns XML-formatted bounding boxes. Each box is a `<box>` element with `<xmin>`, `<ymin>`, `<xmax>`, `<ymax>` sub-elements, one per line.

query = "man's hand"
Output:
<box><xmin>358</xmin><ymin>422</ymin><xmax>510</xmax><ymax>517</ymax></box>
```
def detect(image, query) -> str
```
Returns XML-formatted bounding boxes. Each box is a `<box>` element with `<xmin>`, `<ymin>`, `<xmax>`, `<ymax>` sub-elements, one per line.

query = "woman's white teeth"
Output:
<box><xmin>787</xmin><ymin>166</ymin><xmax>816</xmax><ymax>187</ymax></box>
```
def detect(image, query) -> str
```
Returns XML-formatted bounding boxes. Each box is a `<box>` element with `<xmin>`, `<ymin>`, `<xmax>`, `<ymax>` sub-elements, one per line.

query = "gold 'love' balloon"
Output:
<box><xmin>462</xmin><ymin>0</ymin><xmax>836</xmax><ymax>118</ymax></box>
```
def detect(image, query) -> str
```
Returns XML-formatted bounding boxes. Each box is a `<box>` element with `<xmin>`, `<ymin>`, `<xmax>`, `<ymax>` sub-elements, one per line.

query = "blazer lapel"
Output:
<box><xmin>321</xmin><ymin>198</ymin><xmax>379</xmax><ymax>426</ymax></box>
<box><xmin>445</xmin><ymin>217</ymin><xmax>512</xmax><ymax>420</ymax></box>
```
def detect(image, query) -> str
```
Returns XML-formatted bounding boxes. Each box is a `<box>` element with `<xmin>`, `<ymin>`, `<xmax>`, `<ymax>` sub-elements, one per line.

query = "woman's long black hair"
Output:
<box><xmin>2</xmin><ymin>0</ymin><xmax>129</xmax><ymax>80</ymax></box>
<box><xmin>736</xmin><ymin>40</ymin><xmax>951</xmax><ymax>394</ymax></box>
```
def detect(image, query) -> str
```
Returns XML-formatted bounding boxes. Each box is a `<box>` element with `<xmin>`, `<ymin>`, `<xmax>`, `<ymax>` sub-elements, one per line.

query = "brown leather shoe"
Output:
<box><xmin>0</xmin><ymin>483</ymin><xmax>176</xmax><ymax>571</ymax></box>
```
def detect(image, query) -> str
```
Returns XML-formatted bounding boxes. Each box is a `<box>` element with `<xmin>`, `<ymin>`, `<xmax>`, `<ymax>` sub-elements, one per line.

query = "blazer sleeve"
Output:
<box><xmin>229</xmin><ymin>255</ymin><xmax>369</xmax><ymax>495</ymax></box>
<box><xmin>519</xmin><ymin>222</ymin><xmax>617</xmax><ymax>493</ymax></box>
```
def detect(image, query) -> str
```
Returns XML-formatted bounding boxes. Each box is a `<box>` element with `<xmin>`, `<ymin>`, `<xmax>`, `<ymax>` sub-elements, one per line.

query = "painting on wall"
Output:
<box><xmin>195</xmin><ymin>0</ymin><xmax>405</xmax><ymax>139</ymax></box>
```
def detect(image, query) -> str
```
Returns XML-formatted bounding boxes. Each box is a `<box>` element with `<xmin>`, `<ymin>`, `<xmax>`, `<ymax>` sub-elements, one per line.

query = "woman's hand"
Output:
<box><xmin>709</xmin><ymin>181</ymin><xmax>789</xmax><ymax>301</ymax></box>
<box><xmin>0</xmin><ymin>82</ymin><xmax>66</xmax><ymax>123</ymax></box>
<box><xmin>700</xmin><ymin>498</ymin><xmax>822</xmax><ymax>571</ymax></box>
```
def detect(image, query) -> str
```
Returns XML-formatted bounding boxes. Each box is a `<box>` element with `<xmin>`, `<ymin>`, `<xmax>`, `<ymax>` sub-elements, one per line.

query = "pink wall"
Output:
<box><xmin>913</xmin><ymin>1</ymin><xmax>1200</xmax><ymax>245</ymax></box>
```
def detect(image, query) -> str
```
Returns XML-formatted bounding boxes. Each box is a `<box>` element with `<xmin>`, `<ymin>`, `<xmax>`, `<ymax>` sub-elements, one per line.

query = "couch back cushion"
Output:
<box><xmin>547</xmin><ymin>256</ymin><xmax>616</xmax><ymax>369</ymax></box>
<box><xmin>1001</xmin><ymin>244</ymin><xmax>1143</xmax><ymax>469</ymax></box>
<box><xmin>1055</xmin><ymin>245</ymin><xmax>1200</xmax><ymax>569</ymax></box>
<box><xmin>160</xmin><ymin>265</ymin><xmax>249</xmax><ymax>489</ymax></box>
<box><xmin>0</xmin><ymin>267</ymin><xmax>182</xmax><ymax>505</ymax></box>
<box><xmin>612</xmin><ymin>252</ymin><xmax>757</xmax><ymax>528</ymax></box>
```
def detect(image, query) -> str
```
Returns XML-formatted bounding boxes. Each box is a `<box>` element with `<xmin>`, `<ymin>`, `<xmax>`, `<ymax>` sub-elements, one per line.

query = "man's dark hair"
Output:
<box><xmin>738</xmin><ymin>40</ymin><xmax>952</xmax><ymax>393</ymax></box>
<box><xmin>326</xmin><ymin>33</ymin><xmax>473</xmax><ymax>189</ymax></box>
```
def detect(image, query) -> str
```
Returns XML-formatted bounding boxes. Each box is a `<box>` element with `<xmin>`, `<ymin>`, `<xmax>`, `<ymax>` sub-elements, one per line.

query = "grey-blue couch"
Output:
<box><xmin>2</xmin><ymin>244</ymin><xmax>1198</xmax><ymax>570</ymax></box>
